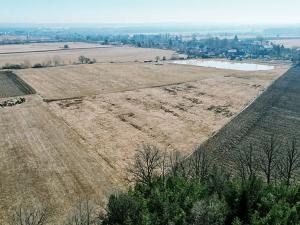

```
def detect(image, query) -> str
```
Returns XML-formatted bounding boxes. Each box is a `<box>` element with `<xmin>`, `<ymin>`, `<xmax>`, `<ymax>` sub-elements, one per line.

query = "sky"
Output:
<box><xmin>1</xmin><ymin>0</ymin><xmax>300</xmax><ymax>25</ymax></box>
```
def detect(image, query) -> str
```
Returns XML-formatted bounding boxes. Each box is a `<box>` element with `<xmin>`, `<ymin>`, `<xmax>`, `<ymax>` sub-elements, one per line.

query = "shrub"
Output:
<box><xmin>32</xmin><ymin>63</ymin><xmax>44</xmax><ymax>68</ymax></box>
<box><xmin>2</xmin><ymin>63</ymin><xmax>24</xmax><ymax>69</ymax></box>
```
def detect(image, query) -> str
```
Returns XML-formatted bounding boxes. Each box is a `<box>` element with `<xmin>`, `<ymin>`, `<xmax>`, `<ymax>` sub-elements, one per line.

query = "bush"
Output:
<box><xmin>32</xmin><ymin>63</ymin><xmax>44</xmax><ymax>68</ymax></box>
<box><xmin>2</xmin><ymin>63</ymin><xmax>24</xmax><ymax>69</ymax></box>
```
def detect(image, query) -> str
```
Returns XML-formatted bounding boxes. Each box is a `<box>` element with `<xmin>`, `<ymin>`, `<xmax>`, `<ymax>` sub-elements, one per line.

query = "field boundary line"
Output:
<box><xmin>0</xmin><ymin>46</ymin><xmax>113</xmax><ymax>55</ymax></box>
<box><xmin>42</xmin><ymin>79</ymin><xmax>202</xmax><ymax>102</ymax></box>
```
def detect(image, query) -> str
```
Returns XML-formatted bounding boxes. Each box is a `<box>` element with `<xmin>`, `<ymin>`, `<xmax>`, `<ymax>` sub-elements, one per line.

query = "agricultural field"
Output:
<box><xmin>196</xmin><ymin>67</ymin><xmax>300</xmax><ymax>166</ymax></box>
<box><xmin>17</xmin><ymin>62</ymin><xmax>286</xmax><ymax>100</ymax></box>
<box><xmin>0</xmin><ymin>71</ymin><xmax>35</xmax><ymax>98</ymax></box>
<box><xmin>0</xmin><ymin>48</ymin><xmax>290</xmax><ymax>224</ymax></box>
<box><xmin>17</xmin><ymin>61</ymin><xmax>289</xmax><ymax>172</ymax></box>
<box><xmin>270</xmin><ymin>39</ymin><xmax>300</xmax><ymax>48</ymax></box>
<box><xmin>0</xmin><ymin>95</ymin><xmax>124</xmax><ymax>223</ymax></box>
<box><xmin>0</xmin><ymin>44</ymin><xmax>174</xmax><ymax>67</ymax></box>
<box><xmin>0</xmin><ymin>42</ymin><xmax>104</xmax><ymax>54</ymax></box>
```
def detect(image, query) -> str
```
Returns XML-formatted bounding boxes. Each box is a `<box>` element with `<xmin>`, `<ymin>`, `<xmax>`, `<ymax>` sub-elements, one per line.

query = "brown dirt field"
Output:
<box><xmin>0</xmin><ymin>60</ymin><xmax>290</xmax><ymax>224</ymax></box>
<box><xmin>0</xmin><ymin>46</ymin><xmax>174</xmax><ymax>67</ymax></box>
<box><xmin>0</xmin><ymin>95</ymin><xmax>124</xmax><ymax>224</ymax></box>
<box><xmin>270</xmin><ymin>39</ymin><xmax>300</xmax><ymax>48</ymax></box>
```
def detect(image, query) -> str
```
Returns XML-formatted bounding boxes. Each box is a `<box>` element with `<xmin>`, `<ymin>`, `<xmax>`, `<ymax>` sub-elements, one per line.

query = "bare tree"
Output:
<box><xmin>160</xmin><ymin>149</ymin><xmax>169</xmax><ymax>184</ymax></box>
<box><xmin>78</xmin><ymin>56</ymin><xmax>85</xmax><ymax>64</ymax></box>
<box><xmin>276</xmin><ymin>138</ymin><xmax>300</xmax><ymax>186</ymax></box>
<box><xmin>45</xmin><ymin>59</ymin><xmax>53</xmax><ymax>67</ymax></box>
<box><xmin>258</xmin><ymin>135</ymin><xmax>279</xmax><ymax>184</ymax></box>
<box><xmin>78</xmin><ymin>56</ymin><xmax>92</xmax><ymax>64</ymax></box>
<box><xmin>169</xmin><ymin>151</ymin><xmax>187</xmax><ymax>177</ymax></box>
<box><xmin>64</xmin><ymin>198</ymin><xmax>98</xmax><ymax>225</ymax></box>
<box><xmin>129</xmin><ymin>144</ymin><xmax>163</xmax><ymax>185</ymax></box>
<box><xmin>11</xmin><ymin>205</ymin><xmax>49</xmax><ymax>225</ymax></box>
<box><xmin>53</xmin><ymin>56</ymin><xmax>62</xmax><ymax>66</ymax></box>
<box><xmin>22</xmin><ymin>60</ymin><xmax>31</xmax><ymax>69</ymax></box>
<box><xmin>190</xmin><ymin>146</ymin><xmax>213</xmax><ymax>181</ymax></box>
<box><xmin>234</xmin><ymin>144</ymin><xmax>258</xmax><ymax>182</ymax></box>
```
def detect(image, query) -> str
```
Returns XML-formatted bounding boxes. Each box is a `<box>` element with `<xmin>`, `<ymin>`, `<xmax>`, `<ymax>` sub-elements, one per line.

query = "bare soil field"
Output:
<box><xmin>0</xmin><ymin>60</ymin><xmax>290</xmax><ymax>224</ymax></box>
<box><xmin>0</xmin><ymin>71</ymin><xmax>35</xmax><ymax>98</ymax></box>
<box><xmin>0</xmin><ymin>42</ymin><xmax>105</xmax><ymax>54</ymax></box>
<box><xmin>270</xmin><ymin>39</ymin><xmax>300</xmax><ymax>48</ymax></box>
<box><xmin>0</xmin><ymin>95</ymin><xmax>123</xmax><ymax>224</ymax></box>
<box><xmin>0</xmin><ymin>45</ymin><xmax>174</xmax><ymax>67</ymax></box>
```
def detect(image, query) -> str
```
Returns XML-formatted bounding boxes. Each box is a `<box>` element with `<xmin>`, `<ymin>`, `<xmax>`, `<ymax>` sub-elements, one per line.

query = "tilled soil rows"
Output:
<box><xmin>195</xmin><ymin>66</ymin><xmax>300</xmax><ymax>163</ymax></box>
<box><xmin>0</xmin><ymin>71</ymin><xmax>35</xmax><ymax>98</ymax></box>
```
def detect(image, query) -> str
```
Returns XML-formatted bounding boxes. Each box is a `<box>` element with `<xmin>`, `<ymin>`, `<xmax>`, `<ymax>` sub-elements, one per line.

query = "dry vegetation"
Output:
<box><xmin>0</xmin><ymin>45</ymin><xmax>174</xmax><ymax>67</ymax></box>
<box><xmin>0</xmin><ymin>95</ymin><xmax>124</xmax><ymax>224</ymax></box>
<box><xmin>0</xmin><ymin>42</ymin><xmax>104</xmax><ymax>54</ymax></box>
<box><xmin>0</xmin><ymin>43</ymin><xmax>290</xmax><ymax>224</ymax></box>
<box><xmin>17</xmin><ymin>62</ymin><xmax>287</xmax><ymax>100</ymax></box>
<box><xmin>46</xmin><ymin>63</ymin><xmax>288</xmax><ymax>173</ymax></box>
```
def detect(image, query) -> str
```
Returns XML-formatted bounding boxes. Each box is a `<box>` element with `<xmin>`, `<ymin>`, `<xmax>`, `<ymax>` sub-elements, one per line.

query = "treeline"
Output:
<box><xmin>102</xmin><ymin>139</ymin><xmax>300</xmax><ymax>225</ymax></box>
<box><xmin>9</xmin><ymin>136</ymin><xmax>300</xmax><ymax>225</ymax></box>
<box><xmin>1</xmin><ymin>55</ymin><xmax>96</xmax><ymax>70</ymax></box>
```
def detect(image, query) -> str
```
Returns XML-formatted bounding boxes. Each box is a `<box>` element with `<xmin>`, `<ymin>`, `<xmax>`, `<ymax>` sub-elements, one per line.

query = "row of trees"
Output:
<box><xmin>1</xmin><ymin>56</ymin><xmax>97</xmax><ymax>70</ymax></box>
<box><xmin>9</xmin><ymin>136</ymin><xmax>300</xmax><ymax>225</ymax></box>
<box><xmin>102</xmin><ymin>140</ymin><xmax>300</xmax><ymax>225</ymax></box>
<box><xmin>231</xmin><ymin>136</ymin><xmax>300</xmax><ymax>186</ymax></box>
<box><xmin>2</xmin><ymin>57</ymin><xmax>63</xmax><ymax>70</ymax></box>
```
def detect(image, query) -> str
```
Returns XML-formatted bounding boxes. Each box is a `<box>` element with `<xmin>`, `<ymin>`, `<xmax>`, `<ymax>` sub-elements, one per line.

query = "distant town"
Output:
<box><xmin>1</xmin><ymin>26</ymin><xmax>300</xmax><ymax>64</ymax></box>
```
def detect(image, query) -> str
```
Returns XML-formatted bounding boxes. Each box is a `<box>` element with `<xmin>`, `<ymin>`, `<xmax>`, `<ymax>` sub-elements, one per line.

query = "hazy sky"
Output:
<box><xmin>1</xmin><ymin>0</ymin><xmax>300</xmax><ymax>25</ymax></box>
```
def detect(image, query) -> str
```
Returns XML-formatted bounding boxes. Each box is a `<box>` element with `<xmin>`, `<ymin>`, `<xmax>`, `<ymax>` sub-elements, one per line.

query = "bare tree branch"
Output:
<box><xmin>128</xmin><ymin>144</ymin><xmax>163</xmax><ymax>185</ymax></box>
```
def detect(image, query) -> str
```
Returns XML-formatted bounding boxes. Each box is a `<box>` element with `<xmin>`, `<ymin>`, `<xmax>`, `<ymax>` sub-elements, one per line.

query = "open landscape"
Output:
<box><xmin>1</xmin><ymin>1</ymin><xmax>300</xmax><ymax>223</ymax></box>
<box><xmin>0</xmin><ymin>42</ymin><xmax>104</xmax><ymax>54</ymax></box>
<box><xmin>0</xmin><ymin>42</ymin><xmax>290</xmax><ymax>223</ymax></box>
<box><xmin>0</xmin><ymin>45</ymin><xmax>174</xmax><ymax>67</ymax></box>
